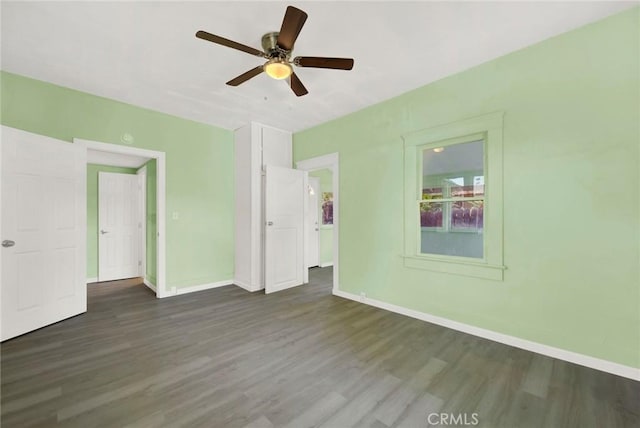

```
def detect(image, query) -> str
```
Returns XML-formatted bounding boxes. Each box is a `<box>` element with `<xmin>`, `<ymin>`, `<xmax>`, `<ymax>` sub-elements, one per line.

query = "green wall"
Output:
<box><xmin>293</xmin><ymin>9</ymin><xmax>640</xmax><ymax>368</ymax></box>
<box><xmin>1</xmin><ymin>71</ymin><xmax>235</xmax><ymax>290</ymax></box>
<box><xmin>310</xmin><ymin>169</ymin><xmax>334</xmax><ymax>266</ymax></box>
<box><xmin>86</xmin><ymin>164</ymin><xmax>137</xmax><ymax>279</ymax></box>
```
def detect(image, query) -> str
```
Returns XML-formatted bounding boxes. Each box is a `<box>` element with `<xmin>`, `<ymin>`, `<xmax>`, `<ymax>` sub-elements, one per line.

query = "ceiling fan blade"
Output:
<box><xmin>290</xmin><ymin>72</ymin><xmax>308</xmax><ymax>97</ymax></box>
<box><xmin>277</xmin><ymin>6</ymin><xmax>308</xmax><ymax>51</ymax></box>
<box><xmin>196</xmin><ymin>30</ymin><xmax>265</xmax><ymax>57</ymax></box>
<box><xmin>226</xmin><ymin>66</ymin><xmax>264</xmax><ymax>86</ymax></box>
<box><xmin>294</xmin><ymin>57</ymin><xmax>354</xmax><ymax>70</ymax></box>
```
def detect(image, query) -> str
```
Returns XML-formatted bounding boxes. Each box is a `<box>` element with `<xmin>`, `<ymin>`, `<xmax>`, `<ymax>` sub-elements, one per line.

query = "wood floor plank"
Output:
<box><xmin>1</xmin><ymin>267</ymin><xmax>638</xmax><ymax>428</ymax></box>
<box><xmin>372</xmin><ymin>385</ymin><xmax>418</xmax><ymax>427</ymax></box>
<box><xmin>521</xmin><ymin>354</ymin><xmax>554</xmax><ymax>398</ymax></box>
<box><xmin>393</xmin><ymin>391</ymin><xmax>444</xmax><ymax>428</ymax></box>
<box><xmin>122</xmin><ymin>411</ymin><xmax>165</xmax><ymax>428</ymax></box>
<box><xmin>56</xmin><ymin>356</ymin><xmax>212</xmax><ymax>421</ymax></box>
<box><xmin>319</xmin><ymin>374</ymin><xmax>401</xmax><ymax>428</ymax></box>
<box><xmin>282</xmin><ymin>391</ymin><xmax>347</xmax><ymax>428</ymax></box>
<box><xmin>243</xmin><ymin>415</ymin><xmax>275</xmax><ymax>428</ymax></box>
<box><xmin>1</xmin><ymin>387</ymin><xmax>62</xmax><ymax>414</ymax></box>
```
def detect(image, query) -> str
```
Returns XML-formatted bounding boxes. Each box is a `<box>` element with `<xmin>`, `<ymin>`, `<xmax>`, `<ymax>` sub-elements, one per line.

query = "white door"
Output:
<box><xmin>307</xmin><ymin>176</ymin><xmax>320</xmax><ymax>268</ymax></box>
<box><xmin>265</xmin><ymin>165</ymin><xmax>307</xmax><ymax>294</ymax></box>
<box><xmin>1</xmin><ymin>126</ymin><xmax>86</xmax><ymax>341</ymax></box>
<box><xmin>98</xmin><ymin>172</ymin><xmax>140</xmax><ymax>282</ymax></box>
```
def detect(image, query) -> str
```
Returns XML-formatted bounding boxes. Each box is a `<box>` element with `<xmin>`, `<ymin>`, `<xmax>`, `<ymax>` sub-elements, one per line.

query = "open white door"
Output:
<box><xmin>98</xmin><ymin>172</ymin><xmax>140</xmax><ymax>282</ymax></box>
<box><xmin>307</xmin><ymin>176</ymin><xmax>320</xmax><ymax>268</ymax></box>
<box><xmin>1</xmin><ymin>126</ymin><xmax>86</xmax><ymax>341</ymax></box>
<box><xmin>265</xmin><ymin>165</ymin><xmax>306</xmax><ymax>294</ymax></box>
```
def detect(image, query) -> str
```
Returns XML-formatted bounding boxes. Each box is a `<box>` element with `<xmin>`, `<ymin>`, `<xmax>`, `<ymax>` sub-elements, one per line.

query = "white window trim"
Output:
<box><xmin>402</xmin><ymin>112</ymin><xmax>505</xmax><ymax>281</ymax></box>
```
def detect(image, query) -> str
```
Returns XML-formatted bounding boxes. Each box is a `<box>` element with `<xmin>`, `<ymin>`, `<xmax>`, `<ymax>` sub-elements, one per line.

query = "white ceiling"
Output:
<box><xmin>1</xmin><ymin>1</ymin><xmax>634</xmax><ymax>133</ymax></box>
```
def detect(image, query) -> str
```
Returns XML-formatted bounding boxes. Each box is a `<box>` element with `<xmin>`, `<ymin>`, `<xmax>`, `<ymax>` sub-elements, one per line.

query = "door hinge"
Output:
<box><xmin>138</xmin><ymin>261</ymin><xmax>142</xmax><ymax>266</ymax></box>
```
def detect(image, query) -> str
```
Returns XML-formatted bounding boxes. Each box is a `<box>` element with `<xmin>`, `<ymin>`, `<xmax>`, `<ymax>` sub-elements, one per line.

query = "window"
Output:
<box><xmin>402</xmin><ymin>113</ymin><xmax>505</xmax><ymax>280</ymax></box>
<box><xmin>420</xmin><ymin>138</ymin><xmax>485</xmax><ymax>258</ymax></box>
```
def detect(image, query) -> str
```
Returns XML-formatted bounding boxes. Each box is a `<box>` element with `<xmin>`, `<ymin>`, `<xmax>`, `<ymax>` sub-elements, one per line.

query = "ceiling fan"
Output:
<box><xmin>196</xmin><ymin>5</ymin><xmax>354</xmax><ymax>97</ymax></box>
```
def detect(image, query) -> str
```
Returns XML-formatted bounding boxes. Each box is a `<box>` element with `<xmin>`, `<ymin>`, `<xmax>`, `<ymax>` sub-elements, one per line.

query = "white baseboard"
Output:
<box><xmin>319</xmin><ymin>262</ymin><xmax>334</xmax><ymax>268</ymax></box>
<box><xmin>173</xmin><ymin>279</ymin><xmax>233</xmax><ymax>296</ymax></box>
<box><xmin>333</xmin><ymin>290</ymin><xmax>640</xmax><ymax>381</ymax></box>
<box><xmin>143</xmin><ymin>278</ymin><xmax>156</xmax><ymax>292</ymax></box>
<box><xmin>233</xmin><ymin>279</ymin><xmax>262</xmax><ymax>293</ymax></box>
<box><xmin>86</xmin><ymin>277</ymin><xmax>98</xmax><ymax>283</ymax></box>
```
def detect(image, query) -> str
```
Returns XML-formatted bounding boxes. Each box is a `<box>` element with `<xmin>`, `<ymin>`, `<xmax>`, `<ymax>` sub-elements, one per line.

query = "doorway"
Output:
<box><xmin>74</xmin><ymin>138</ymin><xmax>167</xmax><ymax>298</ymax></box>
<box><xmin>296</xmin><ymin>153</ymin><xmax>339</xmax><ymax>294</ymax></box>
<box><xmin>307</xmin><ymin>170</ymin><xmax>334</xmax><ymax>269</ymax></box>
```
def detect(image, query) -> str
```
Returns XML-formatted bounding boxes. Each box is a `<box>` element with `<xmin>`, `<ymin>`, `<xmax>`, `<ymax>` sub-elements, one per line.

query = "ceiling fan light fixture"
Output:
<box><xmin>264</xmin><ymin>58</ymin><xmax>292</xmax><ymax>80</ymax></box>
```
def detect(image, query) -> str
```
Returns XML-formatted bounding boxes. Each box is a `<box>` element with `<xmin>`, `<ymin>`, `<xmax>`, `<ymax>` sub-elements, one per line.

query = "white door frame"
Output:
<box><xmin>73</xmin><ymin>138</ymin><xmax>167</xmax><ymax>298</ymax></box>
<box><xmin>136</xmin><ymin>166</ymin><xmax>147</xmax><ymax>278</ymax></box>
<box><xmin>296</xmin><ymin>153</ymin><xmax>339</xmax><ymax>294</ymax></box>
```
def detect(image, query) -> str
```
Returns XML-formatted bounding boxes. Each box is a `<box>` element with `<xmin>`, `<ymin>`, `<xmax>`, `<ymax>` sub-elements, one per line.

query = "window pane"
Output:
<box><xmin>420</xmin><ymin>202</ymin><xmax>483</xmax><ymax>259</ymax></box>
<box><xmin>422</xmin><ymin>187</ymin><xmax>443</xmax><ymax>200</ymax></box>
<box><xmin>420</xmin><ymin>201</ymin><xmax>443</xmax><ymax>228</ymax></box>
<box><xmin>422</xmin><ymin>140</ymin><xmax>484</xmax><ymax>197</ymax></box>
<box><xmin>451</xmin><ymin>200</ymin><xmax>483</xmax><ymax>230</ymax></box>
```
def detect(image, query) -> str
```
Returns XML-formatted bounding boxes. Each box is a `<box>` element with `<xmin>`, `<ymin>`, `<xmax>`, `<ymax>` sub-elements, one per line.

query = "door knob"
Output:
<box><xmin>267</xmin><ymin>221</ymin><xmax>274</xmax><ymax>226</ymax></box>
<box><xmin>100</xmin><ymin>230</ymin><xmax>109</xmax><ymax>235</ymax></box>
<box><xmin>2</xmin><ymin>240</ymin><xmax>15</xmax><ymax>248</ymax></box>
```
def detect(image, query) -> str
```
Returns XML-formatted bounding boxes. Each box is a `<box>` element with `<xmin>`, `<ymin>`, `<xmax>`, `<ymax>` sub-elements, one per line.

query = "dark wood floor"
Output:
<box><xmin>1</xmin><ymin>267</ymin><xmax>638</xmax><ymax>427</ymax></box>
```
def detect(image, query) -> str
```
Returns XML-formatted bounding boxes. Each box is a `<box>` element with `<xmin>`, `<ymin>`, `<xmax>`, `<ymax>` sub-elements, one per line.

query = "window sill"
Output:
<box><xmin>403</xmin><ymin>255</ymin><xmax>505</xmax><ymax>281</ymax></box>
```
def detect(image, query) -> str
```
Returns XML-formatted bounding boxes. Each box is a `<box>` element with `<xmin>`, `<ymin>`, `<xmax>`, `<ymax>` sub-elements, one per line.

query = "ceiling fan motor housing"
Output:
<box><xmin>262</xmin><ymin>32</ymin><xmax>288</xmax><ymax>59</ymax></box>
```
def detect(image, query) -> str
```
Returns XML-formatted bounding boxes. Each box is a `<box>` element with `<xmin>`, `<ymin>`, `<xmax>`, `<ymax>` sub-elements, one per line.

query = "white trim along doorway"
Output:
<box><xmin>136</xmin><ymin>166</ymin><xmax>147</xmax><ymax>280</ymax></box>
<box><xmin>73</xmin><ymin>138</ymin><xmax>167</xmax><ymax>298</ymax></box>
<box><xmin>296</xmin><ymin>152</ymin><xmax>339</xmax><ymax>294</ymax></box>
